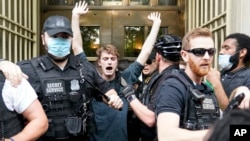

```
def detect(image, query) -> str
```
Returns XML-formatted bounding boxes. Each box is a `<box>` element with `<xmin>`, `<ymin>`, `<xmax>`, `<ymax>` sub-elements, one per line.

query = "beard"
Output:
<box><xmin>47</xmin><ymin>53</ymin><xmax>69</xmax><ymax>62</ymax></box>
<box><xmin>189</xmin><ymin>58</ymin><xmax>210</xmax><ymax>77</ymax></box>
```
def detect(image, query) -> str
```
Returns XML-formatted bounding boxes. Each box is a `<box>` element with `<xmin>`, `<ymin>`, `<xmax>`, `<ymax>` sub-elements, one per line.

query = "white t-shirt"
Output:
<box><xmin>2</xmin><ymin>78</ymin><xmax>37</xmax><ymax>114</ymax></box>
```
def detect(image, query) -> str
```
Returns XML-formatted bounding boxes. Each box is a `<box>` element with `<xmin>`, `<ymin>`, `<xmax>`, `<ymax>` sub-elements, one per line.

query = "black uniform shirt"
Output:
<box><xmin>17</xmin><ymin>54</ymin><xmax>113</xmax><ymax>98</ymax></box>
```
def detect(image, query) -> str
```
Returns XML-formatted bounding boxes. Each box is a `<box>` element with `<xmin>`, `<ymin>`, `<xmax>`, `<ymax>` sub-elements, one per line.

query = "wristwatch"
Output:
<box><xmin>127</xmin><ymin>95</ymin><xmax>136</xmax><ymax>103</ymax></box>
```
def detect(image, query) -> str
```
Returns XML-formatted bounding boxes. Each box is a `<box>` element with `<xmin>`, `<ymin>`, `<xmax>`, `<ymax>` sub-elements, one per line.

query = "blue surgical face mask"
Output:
<box><xmin>218</xmin><ymin>54</ymin><xmax>233</xmax><ymax>71</ymax></box>
<box><xmin>47</xmin><ymin>37</ymin><xmax>71</xmax><ymax>57</ymax></box>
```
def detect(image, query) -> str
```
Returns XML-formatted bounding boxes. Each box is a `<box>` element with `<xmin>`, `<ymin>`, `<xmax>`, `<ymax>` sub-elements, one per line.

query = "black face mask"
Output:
<box><xmin>229</xmin><ymin>51</ymin><xmax>240</xmax><ymax>71</ymax></box>
<box><xmin>47</xmin><ymin>53</ymin><xmax>70</xmax><ymax>63</ymax></box>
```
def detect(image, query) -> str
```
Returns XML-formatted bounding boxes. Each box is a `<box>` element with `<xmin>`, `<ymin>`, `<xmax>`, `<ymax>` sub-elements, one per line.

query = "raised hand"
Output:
<box><xmin>147</xmin><ymin>12</ymin><xmax>161</xmax><ymax>24</ymax></box>
<box><xmin>72</xmin><ymin>0</ymin><xmax>89</xmax><ymax>16</ymax></box>
<box><xmin>71</xmin><ymin>0</ymin><xmax>89</xmax><ymax>55</ymax></box>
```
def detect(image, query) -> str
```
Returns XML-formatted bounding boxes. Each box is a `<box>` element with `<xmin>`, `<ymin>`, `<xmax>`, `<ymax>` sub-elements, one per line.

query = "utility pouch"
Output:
<box><xmin>65</xmin><ymin>117</ymin><xmax>82</xmax><ymax>135</ymax></box>
<box><xmin>45</xmin><ymin>119</ymin><xmax>55</xmax><ymax>137</ymax></box>
<box><xmin>69</xmin><ymin>91</ymin><xmax>81</xmax><ymax>102</ymax></box>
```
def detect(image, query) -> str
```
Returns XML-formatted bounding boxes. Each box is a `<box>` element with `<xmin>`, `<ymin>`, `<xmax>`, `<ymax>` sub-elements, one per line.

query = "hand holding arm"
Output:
<box><xmin>122</xmin><ymin>84</ymin><xmax>136</xmax><ymax>101</ymax></box>
<box><xmin>0</xmin><ymin>60</ymin><xmax>28</xmax><ymax>87</ymax></box>
<box><xmin>104</xmin><ymin>89</ymin><xmax>124</xmax><ymax>109</ymax></box>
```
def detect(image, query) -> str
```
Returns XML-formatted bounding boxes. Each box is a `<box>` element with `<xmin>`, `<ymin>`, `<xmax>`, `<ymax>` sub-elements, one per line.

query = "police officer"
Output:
<box><xmin>122</xmin><ymin>34</ymin><xmax>182</xmax><ymax>141</ymax></box>
<box><xmin>17</xmin><ymin>14</ymin><xmax>123</xmax><ymax>141</ymax></box>
<box><xmin>155</xmin><ymin>28</ymin><xmax>220</xmax><ymax>141</ymax></box>
<box><xmin>0</xmin><ymin>70</ymin><xmax>48</xmax><ymax>141</ymax></box>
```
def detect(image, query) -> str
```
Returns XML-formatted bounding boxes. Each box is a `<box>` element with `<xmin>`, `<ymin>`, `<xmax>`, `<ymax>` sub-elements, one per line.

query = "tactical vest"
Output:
<box><xmin>31</xmin><ymin>57</ymin><xmax>91</xmax><ymax>139</ymax></box>
<box><xmin>155</xmin><ymin>70</ymin><xmax>220</xmax><ymax>130</ymax></box>
<box><xmin>140</xmin><ymin>72</ymin><xmax>158</xmax><ymax>105</ymax></box>
<box><xmin>0</xmin><ymin>72</ymin><xmax>24</xmax><ymax>139</ymax></box>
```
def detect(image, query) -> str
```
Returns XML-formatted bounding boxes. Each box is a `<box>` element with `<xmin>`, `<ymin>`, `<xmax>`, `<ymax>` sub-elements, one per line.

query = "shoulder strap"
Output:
<box><xmin>150</xmin><ymin>70</ymin><xmax>191</xmax><ymax>94</ymax></box>
<box><xmin>151</xmin><ymin>70</ymin><xmax>192</xmax><ymax>125</ymax></box>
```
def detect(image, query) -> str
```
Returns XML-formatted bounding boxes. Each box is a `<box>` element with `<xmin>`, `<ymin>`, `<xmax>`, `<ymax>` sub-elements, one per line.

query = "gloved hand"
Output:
<box><xmin>122</xmin><ymin>84</ymin><xmax>136</xmax><ymax>99</ymax></box>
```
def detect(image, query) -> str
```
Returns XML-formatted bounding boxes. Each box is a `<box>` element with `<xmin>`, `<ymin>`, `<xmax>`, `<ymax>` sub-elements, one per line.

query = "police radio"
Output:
<box><xmin>190</xmin><ymin>88</ymin><xmax>205</xmax><ymax>101</ymax></box>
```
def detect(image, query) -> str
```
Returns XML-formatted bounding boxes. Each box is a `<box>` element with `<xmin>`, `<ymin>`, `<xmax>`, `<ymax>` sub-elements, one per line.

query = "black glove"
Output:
<box><xmin>122</xmin><ymin>84</ymin><xmax>136</xmax><ymax>99</ymax></box>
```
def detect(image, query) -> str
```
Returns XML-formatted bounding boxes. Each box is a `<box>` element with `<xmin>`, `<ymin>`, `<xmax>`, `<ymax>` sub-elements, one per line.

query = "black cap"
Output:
<box><xmin>43</xmin><ymin>15</ymin><xmax>73</xmax><ymax>36</ymax></box>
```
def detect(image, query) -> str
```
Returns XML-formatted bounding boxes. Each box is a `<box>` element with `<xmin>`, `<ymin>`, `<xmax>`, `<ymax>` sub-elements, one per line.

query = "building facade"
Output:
<box><xmin>1</xmin><ymin>0</ymin><xmax>250</xmax><ymax>64</ymax></box>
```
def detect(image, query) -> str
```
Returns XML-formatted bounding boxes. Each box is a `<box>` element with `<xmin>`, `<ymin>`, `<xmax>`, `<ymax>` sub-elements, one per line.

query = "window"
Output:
<box><xmin>158</xmin><ymin>0</ymin><xmax>177</xmax><ymax>6</ymax></box>
<box><xmin>124</xmin><ymin>26</ymin><xmax>144</xmax><ymax>57</ymax></box>
<box><xmin>103</xmin><ymin>0</ymin><xmax>122</xmax><ymax>6</ymax></box>
<box><xmin>130</xmin><ymin>0</ymin><xmax>149</xmax><ymax>5</ymax></box>
<box><xmin>80</xmin><ymin>26</ymin><xmax>100</xmax><ymax>56</ymax></box>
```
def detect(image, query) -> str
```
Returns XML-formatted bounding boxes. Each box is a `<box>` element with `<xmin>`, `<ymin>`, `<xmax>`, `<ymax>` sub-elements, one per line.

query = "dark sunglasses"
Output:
<box><xmin>184</xmin><ymin>48</ymin><xmax>216</xmax><ymax>57</ymax></box>
<box><xmin>146</xmin><ymin>59</ymin><xmax>154</xmax><ymax>65</ymax></box>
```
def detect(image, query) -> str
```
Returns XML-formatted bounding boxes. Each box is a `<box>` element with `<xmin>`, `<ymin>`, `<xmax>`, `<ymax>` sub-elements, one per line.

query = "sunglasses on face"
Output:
<box><xmin>146</xmin><ymin>59</ymin><xmax>155</xmax><ymax>65</ymax></box>
<box><xmin>184</xmin><ymin>48</ymin><xmax>216</xmax><ymax>57</ymax></box>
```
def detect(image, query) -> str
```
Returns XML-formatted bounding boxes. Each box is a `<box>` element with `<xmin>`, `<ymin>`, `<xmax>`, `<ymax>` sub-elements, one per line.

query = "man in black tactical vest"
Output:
<box><xmin>17</xmin><ymin>5</ymin><xmax>123</xmax><ymax>140</ymax></box>
<box><xmin>122</xmin><ymin>34</ymin><xmax>182</xmax><ymax>141</ymax></box>
<box><xmin>0</xmin><ymin>70</ymin><xmax>48</xmax><ymax>141</ymax></box>
<box><xmin>155</xmin><ymin>28</ymin><xmax>221</xmax><ymax>141</ymax></box>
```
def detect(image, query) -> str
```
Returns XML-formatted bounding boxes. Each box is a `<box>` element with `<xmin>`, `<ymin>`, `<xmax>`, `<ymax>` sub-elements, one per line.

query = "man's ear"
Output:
<box><xmin>181</xmin><ymin>50</ymin><xmax>188</xmax><ymax>63</ymax></box>
<box><xmin>41</xmin><ymin>34</ymin><xmax>45</xmax><ymax>46</ymax></box>
<box><xmin>239</xmin><ymin>48</ymin><xmax>247</xmax><ymax>58</ymax></box>
<box><xmin>155</xmin><ymin>53</ymin><xmax>161</xmax><ymax>62</ymax></box>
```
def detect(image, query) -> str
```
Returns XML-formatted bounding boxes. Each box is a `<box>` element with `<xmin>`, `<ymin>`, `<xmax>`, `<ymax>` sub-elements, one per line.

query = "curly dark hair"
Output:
<box><xmin>225</xmin><ymin>33</ymin><xmax>250</xmax><ymax>64</ymax></box>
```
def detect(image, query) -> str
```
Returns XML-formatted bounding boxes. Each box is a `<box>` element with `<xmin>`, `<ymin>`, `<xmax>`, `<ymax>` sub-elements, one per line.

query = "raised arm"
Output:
<box><xmin>71</xmin><ymin>0</ymin><xmax>88</xmax><ymax>56</ymax></box>
<box><xmin>136</xmin><ymin>12</ymin><xmax>161</xmax><ymax>65</ymax></box>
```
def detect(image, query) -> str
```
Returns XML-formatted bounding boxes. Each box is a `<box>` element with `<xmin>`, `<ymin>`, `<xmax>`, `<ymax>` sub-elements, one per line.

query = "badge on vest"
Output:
<box><xmin>70</xmin><ymin>79</ymin><xmax>80</xmax><ymax>91</ymax></box>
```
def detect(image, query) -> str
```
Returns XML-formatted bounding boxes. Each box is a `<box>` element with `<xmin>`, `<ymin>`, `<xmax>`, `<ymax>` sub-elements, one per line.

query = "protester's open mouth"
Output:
<box><xmin>106</xmin><ymin>66</ymin><xmax>113</xmax><ymax>70</ymax></box>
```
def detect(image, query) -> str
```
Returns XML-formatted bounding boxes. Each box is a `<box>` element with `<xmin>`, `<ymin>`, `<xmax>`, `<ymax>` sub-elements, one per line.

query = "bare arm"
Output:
<box><xmin>122</xmin><ymin>85</ymin><xmax>155</xmax><ymax>126</ymax></box>
<box><xmin>129</xmin><ymin>99</ymin><xmax>155</xmax><ymax>127</ymax></box>
<box><xmin>136</xmin><ymin>12</ymin><xmax>161</xmax><ymax>65</ymax></box>
<box><xmin>9</xmin><ymin>100</ymin><xmax>48</xmax><ymax>141</ymax></box>
<box><xmin>206</xmin><ymin>68</ymin><xmax>229</xmax><ymax>110</ymax></box>
<box><xmin>71</xmin><ymin>0</ymin><xmax>88</xmax><ymax>55</ymax></box>
<box><xmin>207</xmin><ymin>68</ymin><xmax>250</xmax><ymax>110</ymax></box>
<box><xmin>0</xmin><ymin>60</ymin><xmax>28</xmax><ymax>87</ymax></box>
<box><xmin>157</xmin><ymin>112</ymin><xmax>208</xmax><ymax>141</ymax></box>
